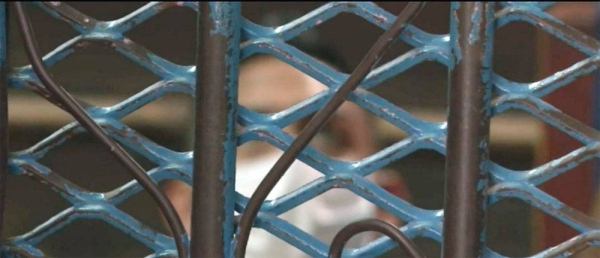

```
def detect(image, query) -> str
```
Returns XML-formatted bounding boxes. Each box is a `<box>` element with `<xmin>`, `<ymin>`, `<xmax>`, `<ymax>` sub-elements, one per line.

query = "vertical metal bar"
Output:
<box><xmin>191</xmin><ymin>2</ymin><xmax>240</xmax><ymax>257</ymax></box>
<box><xmin>443</xmin><ymin>2</ymin><xmax>494</xmax><ymax>257</ymax></box>
<box><xmin>593</xmin><ymin>2</ymin><xmax>600</xmax><ymax>192</ymax></box>
<box><xmin>0</xmin><ymin>2</ymin><xmax>8</xmax><ymax>244</ymax></box>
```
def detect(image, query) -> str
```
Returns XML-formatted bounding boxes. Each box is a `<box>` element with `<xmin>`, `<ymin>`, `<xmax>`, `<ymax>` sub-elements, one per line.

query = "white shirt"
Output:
<box><xmin>236</xmin><ymin>150</ymin><xmax>376</xmax><ymax>258</ymax></box>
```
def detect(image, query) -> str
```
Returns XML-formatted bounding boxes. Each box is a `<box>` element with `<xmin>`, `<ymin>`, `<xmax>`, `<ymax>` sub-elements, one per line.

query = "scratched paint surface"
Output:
<box><xmin>1</xmin><ymin>2</ymin><xmax>599</xmax><ymax>257</ymax></box>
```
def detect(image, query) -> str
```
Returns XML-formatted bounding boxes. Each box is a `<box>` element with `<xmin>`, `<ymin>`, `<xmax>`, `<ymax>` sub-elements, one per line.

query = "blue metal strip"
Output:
<box><xmin>593</xmin><ymin>1</ymin><xmax>600</xmax><ymax>194</ymax></box>
<box><xmin>0</xmin><ymin>1</ymin><xmax>597</xmax><ymax>257</ymax></box>
<box><xmin>0</xmin><ymin>1</ymin><xmax>8</xmax><ymax>249</ymax></box>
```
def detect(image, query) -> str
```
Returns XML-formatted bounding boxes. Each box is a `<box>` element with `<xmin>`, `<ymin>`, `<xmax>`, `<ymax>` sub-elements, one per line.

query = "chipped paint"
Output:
<box><xmin>468</xmin><ymin>3</ymin><xmax>482</xmax><ymax>45</ymax></box>
<box><xmin>2</xmin><ymin>1</ymin><xmax>599</xmax><ymax>257</ymax></box>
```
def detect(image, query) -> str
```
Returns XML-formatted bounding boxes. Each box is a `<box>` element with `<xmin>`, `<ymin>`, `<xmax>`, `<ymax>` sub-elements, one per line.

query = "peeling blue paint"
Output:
<box><xmin>450</xmin><ymin>3</ymin><xmax>463</xmax><ymax>63</ymax></box>
<box><xmin>2</xmin><ymin>1</ymin><xmax>599</xmax><ymax>258</ymax></box>
<box><xmin>468</xmin><ymin>3</ymin><xmax>482</xmax><ymax>45</ymax></box>
<box><xmin>208</xmin><ymin>3</ymin><xmax>233</xmax><ymax>37</ymax></box>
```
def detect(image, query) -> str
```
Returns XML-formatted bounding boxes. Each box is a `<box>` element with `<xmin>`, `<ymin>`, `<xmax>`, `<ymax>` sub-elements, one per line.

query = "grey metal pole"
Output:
<box><xmin>0</xmin><ymin>2</ymin><xmax>8</xmax><ymax>245</ymax></box>
<box><xmin>443</xmin><ymin>2</ymin><xmax>494</xmax><ymax>257</ymax></box>
<box><xmin>192</xmin><ymin>2</ymin><xmax>241</xmax><ymax>257</ymax></box>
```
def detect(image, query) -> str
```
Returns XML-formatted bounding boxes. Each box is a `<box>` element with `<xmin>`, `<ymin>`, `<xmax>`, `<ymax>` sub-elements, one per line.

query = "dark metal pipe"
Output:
<box><xmin>443</xmin><ymin>2</ymin><xmax>494</xmax><ymax>258</ymax></box>
<box><xmin>0</xmin><ymin>2</ymin><xmax>8</xmax><ymax>245</ymax></box>
<box><xmin>191</xmin><ymin>2</ymin><xmax>240</xmax><ymax>257</ymax></box>
<box><xmin>234</xmin><ymin>3</ymin><xmax>426</xmax><ymax>257</ymax></box>
<box><xmin>328</xmin><ymin>219</ymin><xmax>424</xmax><ymax>258</ymax></box>
<box><xmin>12</xmin><ymin>3</ymin><xmax>188</xmax><ymax>257</ymax></box>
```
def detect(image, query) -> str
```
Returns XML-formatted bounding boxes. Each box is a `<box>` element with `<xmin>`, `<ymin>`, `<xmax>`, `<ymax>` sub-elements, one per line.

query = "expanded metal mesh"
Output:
<box><xmin>1</xmin><ymin>2</ymin><xmax>599</xmax><ymax>257</ymax></box>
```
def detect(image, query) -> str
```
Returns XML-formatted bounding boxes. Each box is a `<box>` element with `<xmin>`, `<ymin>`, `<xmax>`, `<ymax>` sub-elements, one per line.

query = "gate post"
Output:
<box><xmin>192</xmin><ymin>2</ymin><xmax>241</xmax><ymax>257</ymax></box>
<box><xmin>443</xmin><ymin>2</ymin><xmax>494</xmax><ymax>257</ymax></box>
<box><xmin>0</xmin><ymin>2</ymin><xmax>8</xmax><ymax>245</ymax></box>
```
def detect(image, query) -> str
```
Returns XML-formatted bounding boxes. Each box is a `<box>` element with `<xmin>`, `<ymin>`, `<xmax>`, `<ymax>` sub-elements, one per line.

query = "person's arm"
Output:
<box><xmin>161</xmin><ymin>180</ymin><xmax>192</xmax><ymax>235</ymax></box>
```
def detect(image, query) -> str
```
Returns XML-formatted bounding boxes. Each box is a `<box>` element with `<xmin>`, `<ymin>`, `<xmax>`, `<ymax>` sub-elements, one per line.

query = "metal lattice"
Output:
<box><xmin>1</xmin><ymin>1</ymin><xmax>599</xmax><ymax>257</ymax></box>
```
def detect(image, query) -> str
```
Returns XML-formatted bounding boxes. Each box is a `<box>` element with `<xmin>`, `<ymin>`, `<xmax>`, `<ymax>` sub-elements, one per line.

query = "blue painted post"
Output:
<box><xmin>443</xmin><ymin>2</ymin><xmax>495</xmax><ymax>257</ymax></box>
<box><xmin>192</xmin><ymin>2</ymin><xmax>241</xmax><ymax>257</ymax></box>
<box><xmin>593</xmin><ymin>2</ymin><xmax>600</xmax><ymax>193</ymax></box>
<box><xmin>0</xmin><ymin>2</ymin><xmax>8</xmax><ymax>245</ymax></box>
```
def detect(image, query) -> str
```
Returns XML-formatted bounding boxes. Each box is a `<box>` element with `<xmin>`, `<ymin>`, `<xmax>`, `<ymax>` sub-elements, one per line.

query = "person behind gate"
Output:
<box><xmin>160</xmin><ymin>32</ymin><xmax>411</xmax><ymax>257</ymax></box>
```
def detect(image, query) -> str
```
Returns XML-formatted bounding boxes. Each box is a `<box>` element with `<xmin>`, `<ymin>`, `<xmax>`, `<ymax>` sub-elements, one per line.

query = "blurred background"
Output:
<box><xmin>3</xmin><ymin>2</ymin><xmax>599</xmax><ymax>257</ymax></box>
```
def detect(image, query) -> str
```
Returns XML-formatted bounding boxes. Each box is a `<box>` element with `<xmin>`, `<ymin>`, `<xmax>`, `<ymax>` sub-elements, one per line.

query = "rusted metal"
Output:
<box><xmin>191</xmin><ymin>2</ymin><xmax>240</xmax><ymax>257</ymax></box>
<box><xmin>443</xmin><ymin>2</ymin><xmax>494</xmax><ymax>257</ymax></box>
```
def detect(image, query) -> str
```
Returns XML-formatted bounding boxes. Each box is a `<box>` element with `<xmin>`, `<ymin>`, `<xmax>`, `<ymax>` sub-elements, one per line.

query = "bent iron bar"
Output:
<box><xmin>0</xmin><ymin>2</ymin><xmax>7</xmax><ymax>246</ymax></box>
<box><xmin>443</xmin><ymin>2</ymin><xmax>494</xmax><ymax>258</ymax></box>
<box><xmin>328</xmin><ymin>219</ymin><xmax>424</xmax><ymax>258</ymax></box>
<box><xmin>234</xmin><ymin>2</ymin><xmax>427</xmax><ymax>258</ymax></box>
<box><xmin>11</xmin><ymin>3</ymin><xmax>189</xmax><ymax>257</ymax></box>
<box><xmin>192</xmin><ymin>2</ymin><xmax>241</xmax><ymax>258</ymax></box>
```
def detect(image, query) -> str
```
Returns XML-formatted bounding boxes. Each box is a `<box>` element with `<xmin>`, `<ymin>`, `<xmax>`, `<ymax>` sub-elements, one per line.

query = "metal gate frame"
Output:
<box><xmin>0</xmin><ymin>1</ymin><xmax>599</xmax><ymax>257</ymax></box>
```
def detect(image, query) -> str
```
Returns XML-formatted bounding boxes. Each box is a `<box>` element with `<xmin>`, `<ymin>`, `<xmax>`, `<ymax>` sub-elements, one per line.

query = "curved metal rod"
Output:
<box><xmin>328</xmin><ymin>219</ymin><xmax>424</xmax><ymax>258</ymax></box>
<box><xmin>12</xmin><ymin>3</ymin><xmax>188</xmax><ymax>257</ymax></box>
<box><xmin>234</xmin><ymin>3</ymin><xmax>426</xmax><ymax>257</ymax></box>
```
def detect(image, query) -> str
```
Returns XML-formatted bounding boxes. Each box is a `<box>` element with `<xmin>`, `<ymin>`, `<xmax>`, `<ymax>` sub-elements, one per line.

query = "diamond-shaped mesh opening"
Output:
<box><xmin>486</xmin><ymin>197</ymin><xmax>535</xmax><ymax>256</ymax></box>
<box><xmin>493</xmin><ymin>21</ymin><xmax>539</xmax><ymax>83</ymax></box>
<box><xmin>374</xmin><ymin>40</ymin><xmax>415</xmax><ymax>71</ymax></box>
<box><xmin>279</xmin><ymin>186</ymin><xmax>400</xmax><ymax>249</ymax></box>
<box><xmin>242</xmin><ymin>2</ymin><xmax>325</xmax><ymax>26</ymax></box>
<box><xmin>413</xmin><ymin>237</ymin><xmax>441</xmax><ymax>258</ymax></box>
<box><xmin>116</xmin><ymin>187</ymin><xmax>172</xmax><ymax>235</ymax></box>
<box><xmin>238</xmin><ymin>54</ymin><xmax>401</xmax><ymax>163</ymax></box>
<box><xmin>376</xmin><ymin>2</ymin><xmax>450</xmax><ymax>34</ymax></box>
<box><xmin>489</xmin><ymin>109</ymin><xmax>584</xmax><ymax>171</ymax></box>
<box><xmin>235</xmin><ymin>149</ymin><xmax>319</xmax><ymax>201</ymax></box>
<box><xmin>538</xmin><ymin>159</ymin><xmax>597</xmax><ymax>214</ymax></box>
<box><xmin>384</xmin><ymin>149</ymin><xmax>445</xmax><ymax>210</ymax></box>
<box><xmin>122</xmin><ymin>92</ymin><xmax>194</xmax><ymax>152</ymax></box>
<box><xmin>535</xmin><ymin>30</ymin><xmax>590</xmax><ymax>79</ymax></box>
<box><xmin>369</xmin><ymin>61</ymin><xmax>448</xmax><ymax>123</ymax></box>
<box><xmin>489</xmin><ymin>109</ymin><xmax>539</xmax><ymax>170</ymax></box>
<box><xmin>159</xmin><ymin>179</ymin><xmax>191</xmax><ymax>234</ymax></box>
<box><xmin>488</xmin><ymin>198</ymin><xmax>581</xmax><ymax>256</ymax></box>
<box><xmin>540</xmin><ymin>72</ymin><xmax>598</xmax><ymax>123</ymax></box>
<box><xmin>8</xmin><ymin>3</ymin><xmax>80</xmax><ymax>67</ymax></box>
<box><xmin>373</xmin><ymin>114</ymin><xmax>411</xmax><ymax>150</ymax></box>
<box><xmin>379</xmin><ymin>237</ymin><xmax>441</xmax><ymax>258</ymax></box>
<box><xmin>124</xmin><ymin>5</ymin><xmax>196</xmax><ymax>65</ymax></box>
<box><xmin>238</xmin><ymin>54</ymin><xmax>325</xmax><ymax>118</ymax></box>
<box><xmin>46</xmin><ymin>42</ymin><xmax>161</xmax><ymax>106</ymax></box>
<box><xmin>244</xmin><ymin>226</ymin><xmax>306</xmax><ymax>258</ymax></box>
<box><xmin>2</xmin><ymin>174</ymin><xmax>71</xmax><ymax>237</ymax></box>
<box><xmin>304</xmin><ymin>12</ymin><xmax>414</xmax><ymax>70</ymax></box>
<box><xmin>37</xmin><ymin>133</ymin><xmax>157</xmax><ymax>192</ymax></box>
<box><xmin>36</xmin><ymin>219</ymin><xmax>154</xmax><ymax>257</ymax></box>
<box><xmin>68</xmin><ymin>2</ymin><xmax>150</xmax><ymax>21</ymax></box>
<box><xmin>367</xmin><ymin>168</ymin><xmax>411</xmax><ymax>208</ymax></box>
<box><xmin>7</xmin><ymin>88</ymin><xmax>69</xmax><ymax>152</ymax></box>
<box><xmin>495</xmin><ymin>21</ymin><xmax>585</xmax><ymax>83</ymax></box>
<box><xmin>489</xmin><ymin>141</ymin><xmax>536</xmax><ymax>173</ymax></box>
<box><xmin>295</xmin><ymin>102</ymin><xmax>407</xmax><ymax>162</ymax></box>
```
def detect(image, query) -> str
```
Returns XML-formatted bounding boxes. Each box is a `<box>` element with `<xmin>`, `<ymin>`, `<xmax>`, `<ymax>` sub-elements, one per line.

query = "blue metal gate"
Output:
<box><xmin>0</xmin><ymin>1</ymin><xmax>599</xmax><ymax>257</ymax></box>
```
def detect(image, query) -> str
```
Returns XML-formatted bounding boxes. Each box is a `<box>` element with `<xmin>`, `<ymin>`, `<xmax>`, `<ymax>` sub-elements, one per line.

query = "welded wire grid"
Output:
<box><xmin>1</xmin><ymin>1</ymin><xmax>599</xmax><ymax>257</ymax></box>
